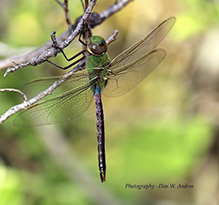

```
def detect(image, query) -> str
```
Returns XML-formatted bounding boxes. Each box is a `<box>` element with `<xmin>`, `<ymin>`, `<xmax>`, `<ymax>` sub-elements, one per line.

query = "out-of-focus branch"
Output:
<box><xmin>100</xmin><ymin>0</ymin><xmax>131</xmax><ymax>19</ymax></box>
<box><xmin>55</xmin><ymin>0</ymin><xmax>72</xmax><ymax>27</ymax></box>
<box><xmin>0</xmin><ymin>0</ymin><xmax>132</xmax><ymax>75</ymax></box>
<box><xmin>37</xmin><ymin>125</ymin><xmax>122</xmax><ymax>205</ymax></box>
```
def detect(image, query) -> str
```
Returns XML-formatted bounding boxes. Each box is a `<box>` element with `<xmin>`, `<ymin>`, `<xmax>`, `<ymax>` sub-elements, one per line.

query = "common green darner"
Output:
<box><xmin>14</xmin><ymin>17</ymin><xmax>176</xmax><ymax>182</ymax></box>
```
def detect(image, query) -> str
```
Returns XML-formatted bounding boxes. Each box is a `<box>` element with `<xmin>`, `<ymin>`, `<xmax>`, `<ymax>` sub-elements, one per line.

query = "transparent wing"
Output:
<box><xmin>109</xmin><ymin>17</ymin><xmax>175</xmax><ymax>73</ymax></box>
<box><xmin>14</xmin><ymin>76</ymin><xmax>95</xmax><ymax>127</ymax></box>
<box><xmin>103</xmin><ymin>49</ymin><xmax>166</xmax><ymax>97</ymax></box>
<box><xmin>20</xmin><ymin>70</ymin><xmax>89</xmax><ymax>99</ymax></box>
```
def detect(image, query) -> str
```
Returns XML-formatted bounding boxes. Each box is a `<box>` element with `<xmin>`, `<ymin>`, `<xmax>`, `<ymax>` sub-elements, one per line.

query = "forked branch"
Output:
<box><xmin>0</xmin><ymin>0</ymin><xmax>131</xmax><ymax>75</ymax></box>
<box><xmin>0</xmin><ymin>0</ymin><xmax>129</xmax><ymax>124</ymax></box>
<box><xmin>0</xmin><ymin>30</ymin><xmax>118</xmax><ymax>124</ymax></box>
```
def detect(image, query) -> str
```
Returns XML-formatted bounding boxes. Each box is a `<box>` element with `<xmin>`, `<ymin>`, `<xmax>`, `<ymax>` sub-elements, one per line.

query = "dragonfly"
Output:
<box><xmin>14</xmin><ymin>17</ymin><xmax>176</xmax><ymax>182</ymax></box>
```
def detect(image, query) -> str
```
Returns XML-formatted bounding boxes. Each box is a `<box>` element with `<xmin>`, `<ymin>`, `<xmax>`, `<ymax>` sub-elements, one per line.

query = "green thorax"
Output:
<box><xmin>86</xmin><ymin>36</ymin><xmax>111</xmax><ymax>93</ymax></box>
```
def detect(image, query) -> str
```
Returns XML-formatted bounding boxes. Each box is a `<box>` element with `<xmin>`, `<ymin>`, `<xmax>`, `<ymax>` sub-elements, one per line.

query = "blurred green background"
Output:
<box><xmin>0</xmin><ymin>0</ymin><xmax>219</xmax><ymax>204</ymax></box>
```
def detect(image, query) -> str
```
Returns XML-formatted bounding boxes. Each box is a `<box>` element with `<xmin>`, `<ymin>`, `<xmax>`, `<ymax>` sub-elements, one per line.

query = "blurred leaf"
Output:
<box><xmin>8</xmin><ymin>12</ymin><xmax>43</xmax><ymax>46</ymax></box>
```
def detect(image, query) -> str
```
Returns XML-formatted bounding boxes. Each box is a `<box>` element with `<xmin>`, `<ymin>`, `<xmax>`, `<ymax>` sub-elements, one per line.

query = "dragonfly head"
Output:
<box><xmin>87</xmin><ymin>36</ymin><xmax>108</xmax><ymax>56</ymax></box>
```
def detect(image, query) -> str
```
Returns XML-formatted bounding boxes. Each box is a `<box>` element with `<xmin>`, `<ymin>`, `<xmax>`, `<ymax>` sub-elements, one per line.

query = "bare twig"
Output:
<box><xmin>0</xmin><ymin>0</ymin><xmax>132</xmax><ymax>74</ymax></box>
<box><xmin>0</xmin><ymin>31</ymin><xmax>118</xmax><ymax>124</ymax></box>
<box><xmin>106</xmin><ymin>30</ymin><xmax>119</xmax><ymax>45</ymax></box>
<box><xmin>50</xmin><ymin>31</ymin><xmax>59</xmax><ymax>48</ymax></box>
<box><xmin>100</xmin><ymin>0</ymin><xmax>131</xmax><ymax>19</ymax></box>
<box><xmin>0</xmin><ymin>59</ymin><xmax>85</xmax><ymax>124</ymax></box>
<box><xmin>0</xmin><ymin>88</ymin><xmax>27</xmax><ymax>101</ymax></box>
<box><xmin>55</xmin><ymin>0</ymin><xmax>72</xmax><ymax>27</ymax></box>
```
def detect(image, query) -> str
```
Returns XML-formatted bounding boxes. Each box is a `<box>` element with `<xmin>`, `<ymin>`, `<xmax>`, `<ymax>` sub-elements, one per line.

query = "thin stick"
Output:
<box><xmin>50</xmin><ymin>31</ymin><xmax>59</xmax><ymax>48</ymax></box>
<box><xmin>55</xmin><ymin>0</ymin><xmax>72</xmax><ymax>27</ymax></box>
<box><xmin>106</xmin><ymin>30</ymin><xmax>119</xmax><ymax>45</ymax></box>
<box><xmin>100</xmin><ymin>0</ymin><xmax>131</xmax><ymax>19</ymax></box>
<box><xmin>0</xmin><ymin>88</ymin><xmax>27</xmax><ymax>101</ymax></box>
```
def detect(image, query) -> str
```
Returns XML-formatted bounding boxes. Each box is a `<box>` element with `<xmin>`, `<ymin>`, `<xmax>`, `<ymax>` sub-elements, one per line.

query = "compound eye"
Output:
<box><xmin>88</xmin><ymin>41</ymin><xmax>107</xmax><ymax>55</ymax></box>
<box><xmin>89</xmin><ymin>43</ymin><xmax>98</xmax><ymax>54</ymax></box>
<box><xmin>99</xmin><ymin>41</ymin><xmax>105</xmax><ymax>47</ymax></box>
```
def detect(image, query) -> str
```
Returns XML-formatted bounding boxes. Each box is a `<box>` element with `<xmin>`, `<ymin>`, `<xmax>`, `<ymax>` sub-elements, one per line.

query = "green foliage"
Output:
<box><xmin>173</xmin><ymin>0</ymin><xmax>219</xmax><ymax>40</ymax></box>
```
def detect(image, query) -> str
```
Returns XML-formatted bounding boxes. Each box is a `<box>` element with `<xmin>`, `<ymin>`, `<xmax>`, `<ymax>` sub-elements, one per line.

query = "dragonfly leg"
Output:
<box><xmin>46</xmin><ymin>50</ymin><xmax>86</xmax><ymax>70</ymax></box>
<box><xmin>78</xmin><ymin>21</ymin><xmax>92</xmax><ymax>46</ymax></box>
<box><xmin>46</xmin><ymin>21</ymin><xmax>90</xmax><ymax>70</ymax></box>
<box><xmin>58</xmin><ymin>48</ymin><xmax>85</xmax><ymax>61</ymax></box>
<box><xmin>78</xmin><ymin>31</ymin><xmax>87</xmax><ymax>47</ymax></box>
